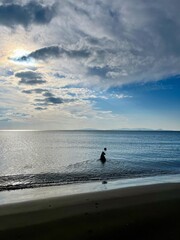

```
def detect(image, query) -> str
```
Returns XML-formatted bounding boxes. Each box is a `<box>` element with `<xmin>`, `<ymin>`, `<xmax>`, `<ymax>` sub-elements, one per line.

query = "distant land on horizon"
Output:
<box><xmin>0</xmin><ymin>128</ymin><xmax>179</xmax><ymax>132</ymax></box>
<box><xmin>78</xmin><ymin>128</ymin><xmax>178</xmax><ymax>131</ymax></box>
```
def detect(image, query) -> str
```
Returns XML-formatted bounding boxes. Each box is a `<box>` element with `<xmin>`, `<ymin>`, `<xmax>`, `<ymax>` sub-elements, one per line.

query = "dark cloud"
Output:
<box><xmin>46</xmin><ymin>96</ymin><xmax>64</xmax><ymax>104</ymax></box>
<box><xmin>15</xmin><ymin>46</ymin><xmax>91</xmax><ymax>62</ymax></box>
<box><xmin>35</xmin><ymin>96</ymin><xmax>64</xmax><ymax>105</ymax></box>
<box><xmin>34</xmin><ymin>107</ymin><xmax>47</xmax><ymax>111</ymax></box>
<box><xmin>22</xmin><ymin>88</ymin><xmax>65</xmax><ymax>108</ymax></box>
<box><xmin>22</xmin><ymin>88</ymin><xmax>47</xmax><ymax>94</ymax></box>
<box><xmin>32</xmin><ymin>89</ymin><xmax>65</xmax><ymax>108</ymax></box>
<box><xmin>87</xmin><ymin>66</ymin><xmax>113</xmax><ymax>78</ymax></box>
<box><xmin>35</xmin><ymin>96</ymin><xmax>64</xmax><ymax>106</ymax></box>
<box><xmin>43</xmin><ymin>91</ymin><xmax>54</xmax><ymax>97</ymax></box>
<box><xmin>54</xmin><ymin>73</ymin><xmax>65</xmax><ymax>79</ymax></box>
<box><xmin>65</xmin><ymin>48</ymin><xmax>91</xmax><ymax>58</ymax></box>
<box><xmin>0</xmin><ymin>1</ymin><xmax>57</xmax><ymax>28</ymax></box>
<box><xmin>28</xmin><ymin>46</ymin><xmax>60</xmax><ymax>60</ymax></box>
<box><xmin>15</xmin><ymin>71</ymin><xmax>46</xmax><ymax>85</ymax></box>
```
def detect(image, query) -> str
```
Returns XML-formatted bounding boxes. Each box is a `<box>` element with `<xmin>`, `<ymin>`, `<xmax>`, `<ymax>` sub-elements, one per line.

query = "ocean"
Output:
<box><xmin>0</xmin><ymin>130</ymin><xmax>180</xmax><ymax>191</ymax></box>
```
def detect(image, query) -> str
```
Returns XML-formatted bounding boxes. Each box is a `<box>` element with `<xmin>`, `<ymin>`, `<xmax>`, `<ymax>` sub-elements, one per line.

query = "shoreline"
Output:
<box><xmin>0</xmin><ymin>182</ymin><xmax>180</xmax><ymax>239</ymax></box>
<box><xmin>0</xmin><ymin>173</ymin><xmax>180</xmax><ymax>205</ymax></box>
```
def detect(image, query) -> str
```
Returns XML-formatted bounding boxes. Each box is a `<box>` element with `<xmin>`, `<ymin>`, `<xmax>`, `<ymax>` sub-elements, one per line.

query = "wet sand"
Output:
<box><xmin>0</xmin><ymin>183</ymin><xmax>180</xmax><ymax>239</ymax></box>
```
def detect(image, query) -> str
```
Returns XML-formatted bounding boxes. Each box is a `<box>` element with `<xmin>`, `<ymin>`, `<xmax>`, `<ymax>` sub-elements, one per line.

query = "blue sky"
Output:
<box><xmin>0</xmin><ymin>0</ymin><xmax>180</xmax><ymax>130</ymax></box>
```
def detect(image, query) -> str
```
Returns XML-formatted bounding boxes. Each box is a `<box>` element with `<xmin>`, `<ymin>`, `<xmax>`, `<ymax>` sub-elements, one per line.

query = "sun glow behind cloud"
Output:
<box><xmin>9</xmin><ymin>49</ymin><xmax>36</xmax><ymax>66</ymax></box>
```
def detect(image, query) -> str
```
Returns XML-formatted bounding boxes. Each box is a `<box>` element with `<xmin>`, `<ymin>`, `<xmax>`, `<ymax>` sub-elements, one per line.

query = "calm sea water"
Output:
<box><xmin>0</xmin><ymin>130</ymin><xmax>179</xmax><ymax>191</ymax></box>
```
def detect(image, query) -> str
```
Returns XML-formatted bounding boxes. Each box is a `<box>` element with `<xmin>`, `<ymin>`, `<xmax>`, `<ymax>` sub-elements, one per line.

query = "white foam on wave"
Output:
<box><xmin>0</xmin><ymin>173</ymin><xmax>179</xmax><ymax>206</ymax></box>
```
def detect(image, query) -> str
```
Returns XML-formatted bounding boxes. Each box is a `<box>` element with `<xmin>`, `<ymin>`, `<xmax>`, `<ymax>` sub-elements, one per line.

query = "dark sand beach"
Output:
<box><xmin>0</xmin><ymin>183</ymin><xmax>180</xmax><ymax>240</ymax></box>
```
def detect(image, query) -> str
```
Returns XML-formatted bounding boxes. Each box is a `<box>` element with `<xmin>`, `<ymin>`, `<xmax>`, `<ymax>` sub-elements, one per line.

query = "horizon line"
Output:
<box><xmin>0</xmin><ymin>129</ymin><xmax>179</xmax><ymax>132</ymax></box>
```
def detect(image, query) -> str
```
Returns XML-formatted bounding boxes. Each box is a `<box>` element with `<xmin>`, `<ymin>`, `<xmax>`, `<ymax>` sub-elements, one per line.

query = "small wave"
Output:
<box><xmin>0</xmin><ymin>158</ymin><xmax>179</xmax><ymax>192</ymax></box>
<box><xmin>0</xmin><ymin>170</ymin><xmax>179</xmax><ymax>192</ymax></box>
<box><xmin>0</xmin><ymin>172</ymin><xmax>105</xmax><ymax>191</ymax></box>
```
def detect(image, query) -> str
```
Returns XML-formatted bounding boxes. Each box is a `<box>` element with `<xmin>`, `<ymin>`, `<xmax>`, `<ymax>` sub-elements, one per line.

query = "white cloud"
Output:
<box><xmin>0</xmin><ymin>0</ymin><xmax>180</xmax><ymax>129</ymax></box>
<box><xmin>5</xmin><ymin>0</ymin><xmax>178</xmax><ymax>88</ymax></box>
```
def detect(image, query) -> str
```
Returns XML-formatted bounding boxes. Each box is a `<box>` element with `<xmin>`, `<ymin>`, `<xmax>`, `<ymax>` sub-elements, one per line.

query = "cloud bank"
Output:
<box><xmin>14</xmin><ymin>45</ymin><xmax>91</xmax><ymax>62</ymax></box>
<box><xmin>15</xmin><ymin>71</ymin><xmax>46</xmax><ymax>85</ymax></box>
<box><xmin>0</xmin><ymin>1</ymin><xmax>57</xmax><ymax>28</ymax></box>
<box><xmin>1</xmin><ymin>0</ymin><xmax>180</xmax><ymax>129</ymax></box>
<box><xmin>6</xmin><ymin>0</ymin><xmax>180</xmax><ymax>89</ymax></box>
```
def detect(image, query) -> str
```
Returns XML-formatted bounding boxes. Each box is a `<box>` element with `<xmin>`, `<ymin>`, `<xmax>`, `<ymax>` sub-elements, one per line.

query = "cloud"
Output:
<box><xmin>21</xmin><ymin>87</ymin><xmax>66</xmax><ymax>110</ymax></box>
<box><xmin>0</xmin><ymin>108</ymin><xmax>30</xmax><ymax>122</ymax></box>
<box><xmin>35</xmin><ymin>96</ymin><xmax>64</xmax><ymax>106</ymax></box>
<box><xmin>43</xmin><ymin>91</ymin><xmax>54</xmax><ymax>97</ymax></box>
<box><xmin>27</xmin><ymin>46</ymin><xmax>60</xmax><ymax>60</ymax></box>
<box><xmin>3</xmin><ymin>0</ymin><xmax>180</xmax><ymax>89</ymax></box>
<box><xmin>15</xmin><ymin>71</ymin><xmax>46</xmax><ymax>85</ymax></box>
<box><xmin>22</xmin><ymin>88</ymin><xmax>47</xmax><ymax>94</ymax></box>
<box><xmin>45</xmin><ymin>96</ymin><xmax>64</xmax><ymax>104</ymax></box>
<box><xmin>0</xmin><ymin>67</ymin><xmax>14</xmax><ymax>77</ymax></box>
<box><xmin>87</xmin><ymin>66</ymin><xmax>113</xmax><ymax>79</ymax></box>
<box><xmin>34</xmin><ymin>107</ymin><xmax>47</xmax><ymax>111</ymax></box>
<box><xmin>54</xmin><ymin>73</ymin><xmax>65</xmax><ymax>79</ymax></box>
<box><xmin>15</xmin><ymin>45</ymin><xmax>91</xmax><ymax>62</ymax></box>
<box><xmin>42</xmin><ymin>0</ymin><xmax>180</xmax><ymax>87</ymax></box>
<box><xmin>1</xmin><ymin>0</ymin><xmax>180</xmax><ymax>130</ymax></box>
<box><xmin>30</xmin><ymin>89</ymin><xmax>66</xmax><ymax>108</ymax></box>
<box><xmin>21</xmin><ymin>87</ymin><xmax>68</xmax><ymax>109</ymax></box>
<box><xmin>0</xmin><ymin>1</ymin><xmax>57</xmax><ymax>28</ymax></box>
<box><xmin>8</xmin><ymin>0</ymin><xmax>180</xmax><ymax>88</ymax></box>
<box><xmin>10</xmin><ymin>112</ymin><xmax>30</xmax><ymax>119</ymax></box>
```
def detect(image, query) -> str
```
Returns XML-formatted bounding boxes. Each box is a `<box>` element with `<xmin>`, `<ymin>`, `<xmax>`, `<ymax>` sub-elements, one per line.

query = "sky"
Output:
<box><xmin>0</xmin><ymin>0</ymin><xmax>180</xmax><ymax>130</ymax></box>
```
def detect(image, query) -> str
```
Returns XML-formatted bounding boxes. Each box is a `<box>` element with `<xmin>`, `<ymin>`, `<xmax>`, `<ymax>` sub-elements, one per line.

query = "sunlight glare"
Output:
<box><xmin>10</xmin><ymin>49</ymin><xmax>36</xmax><ymax>66</ymax></box>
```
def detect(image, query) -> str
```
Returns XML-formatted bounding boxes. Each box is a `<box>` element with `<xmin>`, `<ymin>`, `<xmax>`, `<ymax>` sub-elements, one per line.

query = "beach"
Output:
<box><xmin>0</xmin><ymin>182</ymin><xmax>180</xmax><ymax>240</ymax></box>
